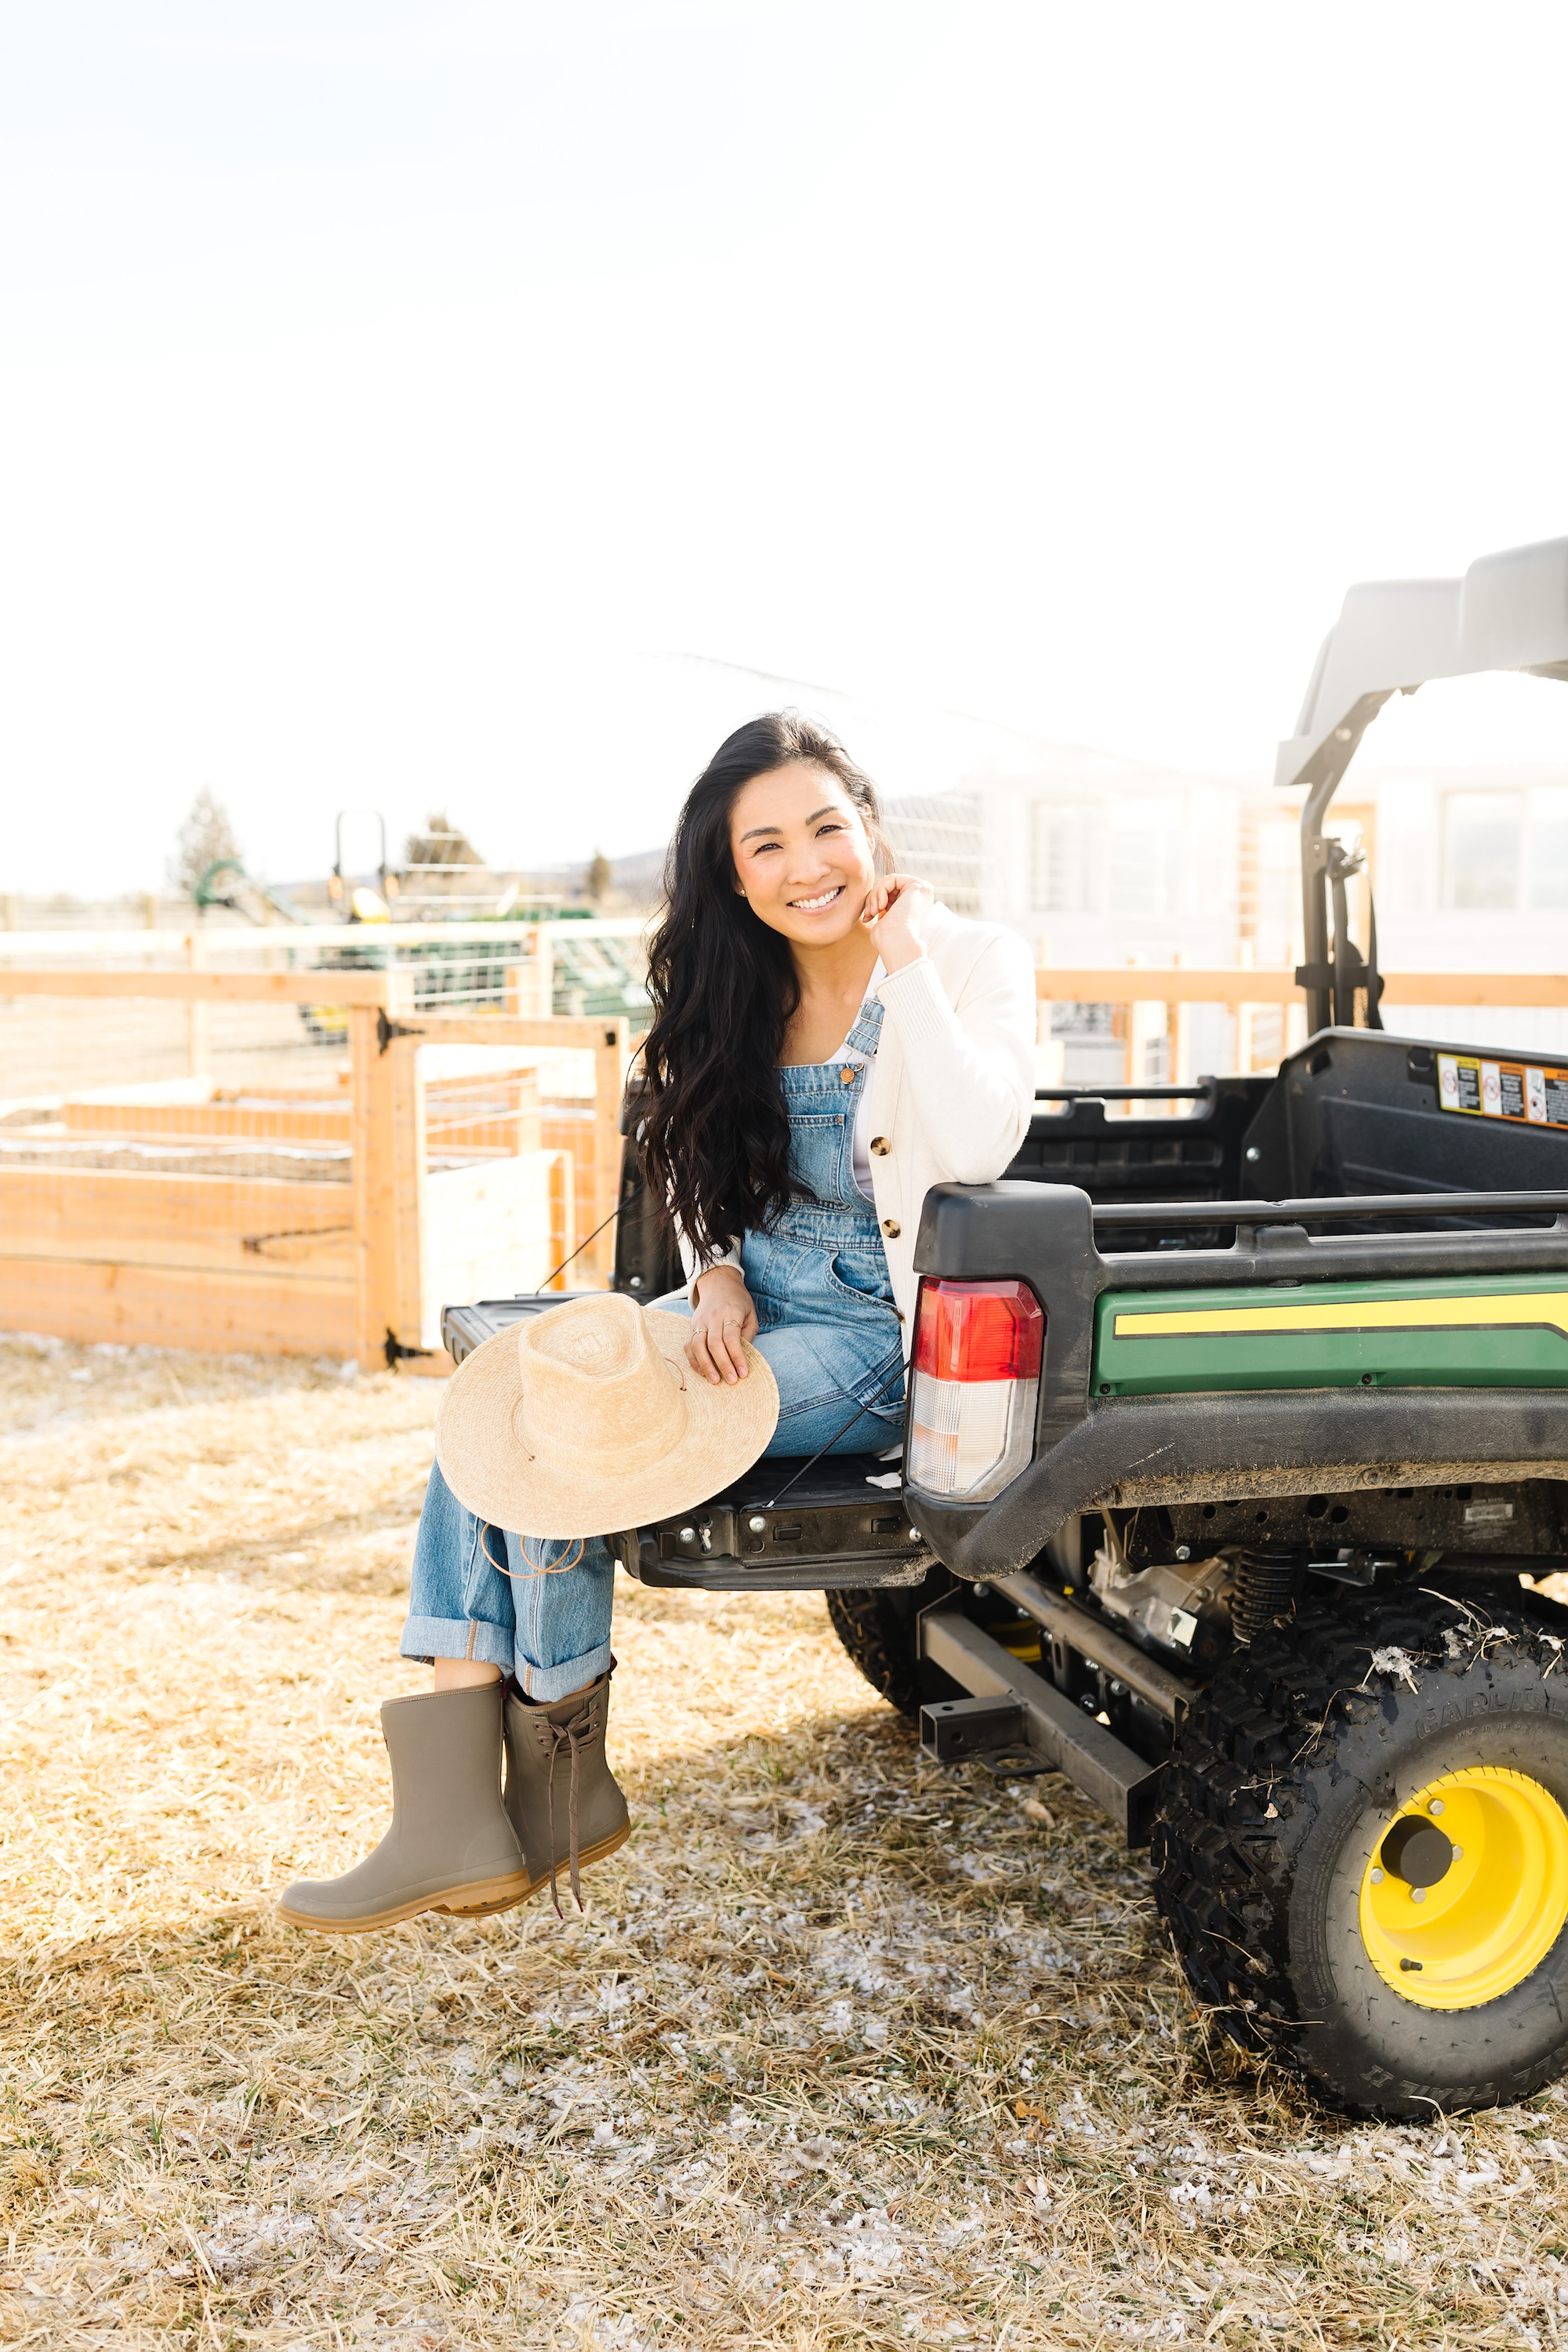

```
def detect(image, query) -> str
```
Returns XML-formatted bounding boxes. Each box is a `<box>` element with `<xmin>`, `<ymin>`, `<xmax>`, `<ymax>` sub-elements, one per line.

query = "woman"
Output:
<box><xmin>279</xmin><ymin>713</ymin><xmax>1036</xmax><ymax>1933</ymax></box>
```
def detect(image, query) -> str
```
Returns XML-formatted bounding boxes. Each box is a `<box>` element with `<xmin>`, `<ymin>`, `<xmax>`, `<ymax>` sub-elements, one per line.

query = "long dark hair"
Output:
<box><xmin>638</xmin><ymin>712</ymin><xmax>884</xmax><ymax>1258</ymax></box>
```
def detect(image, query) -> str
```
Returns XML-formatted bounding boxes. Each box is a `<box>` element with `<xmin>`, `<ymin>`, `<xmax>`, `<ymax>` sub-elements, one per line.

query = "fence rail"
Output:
<box><xmin>1036</xmin><ymin>966</ymin><xmax>1568</xmax><ymax>1093</ymax></box>
<box><xmin>1036</xmin><ymin>968</ymin><xmax>1568</xmax><ymax>1007</ymax></box>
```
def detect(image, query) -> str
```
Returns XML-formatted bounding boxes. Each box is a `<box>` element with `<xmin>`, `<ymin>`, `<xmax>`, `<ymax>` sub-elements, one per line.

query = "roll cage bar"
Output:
<box><xmin>1277</xmin><ymin>534</ymin><xmax>1568</xmax><ymax>1034</ymax></box>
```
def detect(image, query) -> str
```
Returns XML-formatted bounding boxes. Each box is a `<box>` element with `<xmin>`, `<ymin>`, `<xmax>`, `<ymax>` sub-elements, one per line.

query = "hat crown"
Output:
<box><xmin>514</xmin><ymin>1294</ymin><xmax>687</xmax><ymax>1472</ymax></box>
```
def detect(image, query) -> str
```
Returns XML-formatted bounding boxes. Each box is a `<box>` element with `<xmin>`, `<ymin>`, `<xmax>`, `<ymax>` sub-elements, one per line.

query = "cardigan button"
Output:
<box><xmin>880</xmin><ymin>1218</ymin><xmax>901</xmax><ymax>1239</ymax></box>
<box><xmin>869</xmin><ymin>1135</ymin><xmax>891</xmax><ymax>1156</ymax></box>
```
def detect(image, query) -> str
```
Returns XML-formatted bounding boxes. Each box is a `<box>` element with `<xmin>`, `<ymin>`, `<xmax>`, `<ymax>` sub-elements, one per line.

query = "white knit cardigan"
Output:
<box><xmin>687</xmin><ymin>902</ymin><xmax>1037</xmax><ymax>1353</ymax></box>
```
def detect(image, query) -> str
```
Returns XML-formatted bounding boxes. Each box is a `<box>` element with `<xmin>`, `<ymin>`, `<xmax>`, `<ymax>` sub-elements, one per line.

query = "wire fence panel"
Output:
<box><xmin>0</xmin><ymin>916</ymin><xmax>652</xmax><ymax>1027</ymax></box>
<box><xmin>0</xmin><ymin>972</ymin><xmax>634</xmax><ymax>1363</ymax></box>
<box><xmin>0</xmin><ymin>989</ymin><xmax>361</xmax><ymax>1358</ymax></box>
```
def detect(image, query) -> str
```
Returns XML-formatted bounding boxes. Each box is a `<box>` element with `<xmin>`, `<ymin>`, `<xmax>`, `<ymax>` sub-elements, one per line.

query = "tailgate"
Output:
<box><xmin>441</xmin><ymin>1291</ymin><xmax>932</xmax><ymax>1592</ymax></box>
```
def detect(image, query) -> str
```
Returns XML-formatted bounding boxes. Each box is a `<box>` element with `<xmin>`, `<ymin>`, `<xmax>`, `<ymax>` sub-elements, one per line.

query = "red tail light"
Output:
<box><xmin>907</xmin><ymin>1279</ymin><xmax>1044</xmax><ymax>1503</ymax></box>
<box><xmin>912</xmin><ymin>1279</ymin><xmax>1044</xmax><ymax>1382</ymax></box>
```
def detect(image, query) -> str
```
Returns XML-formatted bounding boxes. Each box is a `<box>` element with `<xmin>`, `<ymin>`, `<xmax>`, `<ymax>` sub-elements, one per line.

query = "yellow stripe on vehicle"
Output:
<box><xmin>1111</xmin><ymin>1292</ymin><xmax>1568</xmax><ymax>1341</ymax></box>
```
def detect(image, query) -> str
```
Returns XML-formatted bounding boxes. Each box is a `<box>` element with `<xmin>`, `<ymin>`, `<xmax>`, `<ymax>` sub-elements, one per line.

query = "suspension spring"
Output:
<box><xmin>1231</xmin><ymin>1549</ymin><xmax>1306</xmax><ymax>1646</ymax></box>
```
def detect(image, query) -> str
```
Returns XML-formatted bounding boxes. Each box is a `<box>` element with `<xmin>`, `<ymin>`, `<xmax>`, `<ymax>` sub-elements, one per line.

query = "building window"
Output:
<box><xmin>1107</xmin><ymin>797</ymin><xmax>1181</xmax><ymax>917</ymax></box>
<box><xmin>1530</xmin><ymin>786</ymin><xmax>1568</xmax><ymax>909</ymax></box>
<box><xmin>1440</xmin><ymin>791</ymin><xmax>1523</xmax><ymax>910</ymax></box>
<box><xmin>1031</xmin><ymin>805</ymin><xmax>1091</xmax><ymax>912</ymax></box>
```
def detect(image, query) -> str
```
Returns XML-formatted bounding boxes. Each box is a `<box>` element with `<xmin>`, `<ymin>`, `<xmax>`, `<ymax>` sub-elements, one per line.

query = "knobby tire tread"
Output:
<box><xmin>1152</xmin><ymin>1580</ymin><xmax>1568</xmax><ymax>2114</ymax></box>
<box><xmin>826</xmin><ymin>1571</ymin><xmax>960</xmax><ymax>1718</ymax></box>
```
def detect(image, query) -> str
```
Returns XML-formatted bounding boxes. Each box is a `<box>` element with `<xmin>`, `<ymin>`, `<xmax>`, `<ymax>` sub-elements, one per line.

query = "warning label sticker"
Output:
<box><xmin>1438</xmin><ymin>1052</ymin><xmax>1568</xmax><ymax>1131</ymax></box>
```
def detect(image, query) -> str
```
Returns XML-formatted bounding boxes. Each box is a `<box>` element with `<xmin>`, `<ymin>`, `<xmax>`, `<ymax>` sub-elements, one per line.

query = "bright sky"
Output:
<box><xmin>5</xmin><ymin>1</ymin><xmax>1567</xmax><ymax>895</ymax></box>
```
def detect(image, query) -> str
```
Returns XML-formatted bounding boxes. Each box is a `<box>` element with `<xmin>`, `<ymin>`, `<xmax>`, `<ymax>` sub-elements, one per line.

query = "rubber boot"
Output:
<box><xmin>449</xmin><ymin>1672</ymin><xmax>631</xmax><ymax>1918</ymax></box>
<box><xmin>277</xmin><ymin>1684</ymin><xmax>531</xmax><ymax>1933</ymax></box>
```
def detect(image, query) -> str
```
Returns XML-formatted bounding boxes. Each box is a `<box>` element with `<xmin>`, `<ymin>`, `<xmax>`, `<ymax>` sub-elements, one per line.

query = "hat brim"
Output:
<box><xmin>434</xmin><ymin>1306</ymin><xmax>780</xmax><ymax>1537</ymax></box>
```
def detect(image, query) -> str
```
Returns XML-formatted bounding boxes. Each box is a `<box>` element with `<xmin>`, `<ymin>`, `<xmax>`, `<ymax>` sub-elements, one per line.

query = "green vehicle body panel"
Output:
<box><xmin>1092</xmin><ymin>1269</ymin><xmax>1568</xmax><ymax>1396</ymax></box>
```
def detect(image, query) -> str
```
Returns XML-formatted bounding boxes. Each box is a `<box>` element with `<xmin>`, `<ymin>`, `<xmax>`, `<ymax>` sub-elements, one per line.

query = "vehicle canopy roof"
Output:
<box><xmin>1277</xmin><ymin>533</ymin><xmax>1568</xmax><ymax>805</ymax></box>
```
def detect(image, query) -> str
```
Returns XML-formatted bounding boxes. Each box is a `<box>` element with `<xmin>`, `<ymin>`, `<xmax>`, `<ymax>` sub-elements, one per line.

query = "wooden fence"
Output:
<box><xmin>0</xmin><ymin>968</ymin><xmax>631</xmax><ymax>1367</ymax></box>
<box><xmin>1036</xmin><ymin>966</ymin><xmax>1568</xmax><ymax>1090</ymax></box>
<box><xmin>3</xmin><ymin>959</ymin><xmax>1564</xmax><ymax>1362</ymax></box>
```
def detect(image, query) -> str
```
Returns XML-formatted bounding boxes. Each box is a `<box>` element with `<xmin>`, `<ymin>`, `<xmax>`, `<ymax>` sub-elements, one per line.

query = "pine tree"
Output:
<box><xmin>585</xmin><ymin>848</ymin><xmax>613</xmax><ymax>904</ymax></box>
<box><xmin>169</xmin><ymin>789</ymin><xmax>244</xmax><ymax>899</ymax></box>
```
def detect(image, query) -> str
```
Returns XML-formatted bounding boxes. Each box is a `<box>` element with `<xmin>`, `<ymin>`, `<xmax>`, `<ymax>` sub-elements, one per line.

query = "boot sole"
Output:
<box><xmin>276</xmin><ymin>1865</ymin><xmax>535</xmax><ymax>1936</ymax></box>
<box><xmin>437</xmin><ymin>1817</ymin><xmax>633</xmax><ymax>1918</ymax></box>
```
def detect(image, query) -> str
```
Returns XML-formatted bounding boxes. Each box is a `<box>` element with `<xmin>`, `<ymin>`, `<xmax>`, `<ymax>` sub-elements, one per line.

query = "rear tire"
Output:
<box><xmin>826</xmin><ymin>1570</ymin><xmax>962</xmax><ymax>1718</ymax></box>
<box><xmin>1152</xmin><ymin>1583</ymin><xmax>1568</xmax><ymax>2117</ymax></box>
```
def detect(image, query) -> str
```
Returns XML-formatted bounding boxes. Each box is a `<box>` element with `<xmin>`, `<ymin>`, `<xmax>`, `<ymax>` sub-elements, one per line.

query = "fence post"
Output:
<box><xmin>1170</xmin><ymin>954</ymin><xmax>1191</xmax><ymax>1096</ymax></box>
<box><xmin>388</xmin><ymin>1033</ymin><xmax>426</xmax><ymax>1348</ymax></box>
<box><xmin>1235</xmin><ymin>941</ymin><xmax>1255</xmax><ymax>1070</ymax></box>
<box><xmin>350</xmin><ymin>983</ymin><xmax>397</xmax><ymax>1369</ymax></box>
<box><xmin>590</xmin><ymin>1018</ymin><xmax>632</xmax><ymax>1287</ymax></box>
<box><xmin>503</xmin><ymin>931</ymin><xmax>552</xmax><ymax>1020</ymax></box>
<box><xmin>186</xmin><ymin>928</ymin><xmax>210</xmax><ymax>1081</ymax></box>
<box><xmin>1122</xmin><ymin>960</ymin><xmax>1167</xmax><ymax>1094</ymax></box>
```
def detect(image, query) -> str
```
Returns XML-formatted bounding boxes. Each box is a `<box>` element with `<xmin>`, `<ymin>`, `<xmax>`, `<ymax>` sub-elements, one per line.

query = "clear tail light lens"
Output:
<box><xmin>906</xmin><ymin>1278</ymin><xmax>1044</xmax><ymax>1501</ymax></box>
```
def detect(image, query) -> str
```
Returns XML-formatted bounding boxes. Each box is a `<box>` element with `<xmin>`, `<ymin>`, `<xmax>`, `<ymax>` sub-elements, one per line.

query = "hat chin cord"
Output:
<box><xmin>479</xmin><ymin>1524</ymin><xmax>586</xmax><ymax>1581</ymax></box>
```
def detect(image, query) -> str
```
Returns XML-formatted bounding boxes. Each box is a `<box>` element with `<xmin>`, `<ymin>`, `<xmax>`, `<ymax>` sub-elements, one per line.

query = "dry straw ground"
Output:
<box><xmin>2</xmin><ymin>1333</ymin><xmax>1568</xmax><ymax>2350</ymax></box>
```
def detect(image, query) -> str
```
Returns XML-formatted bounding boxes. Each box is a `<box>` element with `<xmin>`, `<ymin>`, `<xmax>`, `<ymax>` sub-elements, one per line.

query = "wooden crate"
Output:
<box><xmin>418</xmin><ymin>1152</ymin><xmax>560</xmax><ymax>1348</ymax></box>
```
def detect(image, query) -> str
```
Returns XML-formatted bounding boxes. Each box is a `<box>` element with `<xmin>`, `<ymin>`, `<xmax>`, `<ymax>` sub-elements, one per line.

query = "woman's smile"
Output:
<box><xmin>728</xmin><ymin>760</ymin><xmax>879</xmax><ymax>948</ymax></box>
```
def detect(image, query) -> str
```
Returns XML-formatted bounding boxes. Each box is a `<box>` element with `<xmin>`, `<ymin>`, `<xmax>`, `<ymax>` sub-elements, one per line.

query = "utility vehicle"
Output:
<box><xmin>445</xmin><ymin>535</ymin><xmax>1568</xmax><ymax>2118</ymax></box>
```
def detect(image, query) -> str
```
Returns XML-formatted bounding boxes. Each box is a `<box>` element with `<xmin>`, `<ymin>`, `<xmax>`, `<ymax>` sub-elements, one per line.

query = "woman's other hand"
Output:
<box><xmin>686</xmin><ymin>1265</ymin><xmax>759</xmax><ymax>1385</ymax></box>
<box><xmin>862</xmin><ymin>871</ymin><xmax>935</xmax><ymax>971</ymax></box>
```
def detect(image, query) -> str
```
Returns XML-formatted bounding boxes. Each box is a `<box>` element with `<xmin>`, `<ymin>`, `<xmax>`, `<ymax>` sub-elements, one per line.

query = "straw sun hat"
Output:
<box><xmin>434</xmin><ymin>1292</ymin><xmax>780</xmax><ymax>1538</ymax></box>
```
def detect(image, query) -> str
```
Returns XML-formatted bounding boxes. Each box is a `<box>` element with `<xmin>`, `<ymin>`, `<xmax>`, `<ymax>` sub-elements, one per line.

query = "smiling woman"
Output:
<box><xmin>641</xmin><ymin>717</ymin><xmax>909</xmax><ymax>1283</ymax></box>
<box><xmin>639</xmin><ymin>713</ymin><xmax>1031</xmax><ymax>1386</ymax></box>
<box><xmin>278</xmin><ymin>711</ymin><xmax>1036</xmax><ymax>1936</ymax></box>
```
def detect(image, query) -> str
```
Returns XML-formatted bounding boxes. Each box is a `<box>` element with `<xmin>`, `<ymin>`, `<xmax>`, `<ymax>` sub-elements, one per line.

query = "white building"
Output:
<box><xmin>887</xmin><ymin>739</ymin><xmax>1260</xmax><ymax>1083</ymax></box>
<box><xmin>890</xmin><ymin>753</ymin><xmax>1568</xmax><ymax>1080</ymax></box>
<box><xmin>1294</xmin><ymin>765</ymin><xmax>1568</xmax><ymax>1060</ymax></box>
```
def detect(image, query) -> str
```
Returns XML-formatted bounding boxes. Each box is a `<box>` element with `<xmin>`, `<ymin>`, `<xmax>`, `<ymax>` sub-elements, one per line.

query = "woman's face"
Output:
<box><xmin>728</xmin><ymin>760</ymin><xmax>877</xmax><ymax>949</ymax></box>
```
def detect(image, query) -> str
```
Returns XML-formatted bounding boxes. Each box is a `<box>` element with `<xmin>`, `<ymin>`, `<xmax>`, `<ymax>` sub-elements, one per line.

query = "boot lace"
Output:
<box><xmin>543</xmin><ymin>1693</ymin><xmax>599</xmax><ymax>1920</ymax></box>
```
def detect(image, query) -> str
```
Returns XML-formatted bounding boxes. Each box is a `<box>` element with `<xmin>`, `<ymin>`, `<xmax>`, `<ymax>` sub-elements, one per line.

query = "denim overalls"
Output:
<box><xmin>400</xmin><ymin>999</ymin><xmax>906</xmax><ymax>1698</ymax></box>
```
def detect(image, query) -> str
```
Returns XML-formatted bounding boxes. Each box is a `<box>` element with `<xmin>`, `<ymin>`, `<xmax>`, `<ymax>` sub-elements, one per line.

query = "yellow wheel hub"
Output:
<box><xmin>1359</xmin><ymin>1766</ymin><xmax>1568</xmax><ymax>2010</ymax></box>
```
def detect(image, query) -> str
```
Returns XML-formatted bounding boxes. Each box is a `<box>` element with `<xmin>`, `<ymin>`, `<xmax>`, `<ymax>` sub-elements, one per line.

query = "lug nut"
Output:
<box><xmin>1370</xmin><ymin>1867</ymin><xmax>1385</xmax><ymax>1885</ymax></box>
<box><xmin>1428</xmin><ymin>1798</ymin><xmax>1446</xmax><ymax>1817</ymax></box>
<box><xmin>1411</xmin><ymin>1887</ymin><xmax>1426</xmax><ymax>1904</ymax></box>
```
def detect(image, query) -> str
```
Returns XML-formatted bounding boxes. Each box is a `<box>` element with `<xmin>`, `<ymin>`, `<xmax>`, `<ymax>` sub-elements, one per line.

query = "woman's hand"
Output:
<box><xmin>862</xmin><ymin>871</ymin><xmax>935</xmax><ymax>972</ymax></box>
<box><xmin>686</xmin><ymin>1265</ymin><xmax>759</xmax><ymax>1385</ymax></box>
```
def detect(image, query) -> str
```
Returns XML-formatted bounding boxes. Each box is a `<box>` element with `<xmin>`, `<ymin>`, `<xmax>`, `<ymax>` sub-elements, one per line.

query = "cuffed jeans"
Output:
<box><xmin>400</xmin><ymin>1465</ymin><xmax>619</xmax><ymax>1702</ymax></box>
